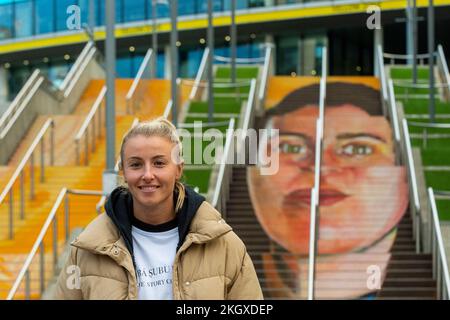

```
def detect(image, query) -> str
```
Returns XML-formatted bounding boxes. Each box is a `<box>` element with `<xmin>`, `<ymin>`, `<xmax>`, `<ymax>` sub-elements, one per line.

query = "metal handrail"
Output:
<box><xmin>402</xmin><ymin>119</ymin><xmax>422</xmax><ymax>252</ymax></box>
<box><xmin>427</xmin><ymin>188</ymin><xmax>450</xmax><ymax>300</ymax></box>
<box><xmin>163</xmin><ymin>100</ymin><xmax>173</xmax><ymax>120</ymax></box>
<box><xmin>178</xmin><ymin>120</ymin><xmax>231</xmax><ymax>129</ymax></box>
<box><xmin>59</xmin><ymin>41</ymin><xmax>94</xmax><ymax>92</ymax></box>
<box><xmin>0</xmin><ymin>69</ymin><xmax>40</xmax><ymax>134</ymax></box>
<box><xmin>383</xmin><ymin>52</ymin><xmax>434</xmax><ymax>60</ymax></box>
<box><xmin>388</xmin><ymin>79</ymin><xmax>401</xmax><ymax>143</ymax></box>
<box><xmin>64</xmin><ymin>46</ymin><xmax>97</xmax><ymax>99</ymax></box>
<box><xmin>377</xmin><ymin>45</ymin><xmax>388</xmax><ymax>104</ymax></box>
<box><xmin>74</xmin><ymin>85</ymin><xmax>107</xmax><ymax>165</ymax></box>
<box><xmin>182</xmin><ymin>79</ymin><xmax>252</xmax><ymax>88</ymax></box>
<box><xmin>308</xmin><ymin>46</ymin><xmax>326</xmax><ymax>300</ymax></box>
<box><xmin>0</xmin><ymin>75</ymin><xmax>45</xmax><ymax>139</ymax></box>
<box><xmin>6</xmin><ymin>188</ymin><xmax>103</xmax><ymax>300</ymax></box>
<box><xmin>241</xmin><ymin>79</ymin><xmax>257</xmax><ymax>135</ymax></box>
<box><xmin>211</xmin><ymin>118</ymin><xmax>235</xmax><ymax>215</ymax></box>
<box><xmin>437</xmin><ymin>45</ymin><xmax>450</xmax><ymax>101</ymax></box>
<box><xmin>408</xmin><ymin>121</ymin><xmax>450</xmax><ymax>129</ymax></box>
<box><xmin>393</xmin><ymin>81</ymin><xmax>449</xmax><ymax>89</ymax></box>
<box><xmin>0</xmin><ymin>118</ymin><xmax>55</xmax><ymax>240</ymax></box>
<box><xmin>258</xmin><ymin>45</ymin><xmax>273</xmax><ymax>108</ymax></box>
<box><xmin>189</xmin><ymin>48</ymin><xmax>210</xmax><ymax>100</ymax></box>
<box><xmin>126</xmin><ymin>48</ymin><xmax>153</xmax><ymax>114</ymax></box>
<box><xmin>214</xmin><ymin>55</ymin><xmax>265</xmax><ymax>64</ymax></box>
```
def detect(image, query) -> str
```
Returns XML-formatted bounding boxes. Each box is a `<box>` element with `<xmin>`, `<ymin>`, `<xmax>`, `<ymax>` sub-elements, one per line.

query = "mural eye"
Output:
<box><xmin>340</xmin><ymin>144</ymin><xmax>373</xmax><ymax>156</ymax></box>
<box><xmin>279</xmin><ymin>142</ymin><xmax>306</xmax><ymax>155</ymax></box>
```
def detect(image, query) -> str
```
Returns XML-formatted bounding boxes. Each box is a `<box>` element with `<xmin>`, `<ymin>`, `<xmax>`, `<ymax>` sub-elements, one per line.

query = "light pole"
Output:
<box><xmin>412</xmin><ymin>0</ymin><xmax>418</xmax><ymax>84</ymax></box>
<box><xmin>89</xmin><ymin>0</ymin><xmax>95</xmax><ymax>35</ymax></box>
<box><xmin>428</xmin><ymin>0</ymin><xmax>435</xmax><ymax>122</ymax></box>
<box><xmin>151</xmin><ymin>0</ymin><xmax>169</xmax><ymax>79</ymax></box>
<box><xmin>207</xmin><ymin>0</ymin><xmax>214</xmax><ymax>122</ymax></box>
<box><xmin>170</xmin><ymin>0</ymin><xmax>178</xmax><ymax>127</ymax></box>
<box><xmin>103</xmin><ymin>0</ymin><xmax>116</xmax><ymax>195</ymax></box>
<box><xmin>231</xmin><ymin>0</ymin><xmax>236</xmax><ymax>84</ymax></box>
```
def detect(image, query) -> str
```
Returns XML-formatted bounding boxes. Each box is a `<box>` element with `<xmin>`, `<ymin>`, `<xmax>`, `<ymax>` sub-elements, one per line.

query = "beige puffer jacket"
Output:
<box><xmin>54</xmin><ymin>187</ymin><xmax>263</xmax><ymax>300</ymax></box>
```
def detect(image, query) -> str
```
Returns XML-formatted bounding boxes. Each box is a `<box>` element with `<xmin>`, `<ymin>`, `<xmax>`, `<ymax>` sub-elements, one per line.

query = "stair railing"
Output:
<box><xmin>189</xmin><ymin>48</ymin><xmax>210</xmax><ymax>101</ymax></box>
<box><xmin>383</xmin><ymin>52</ymin><xmax>435</xmax><ymax>66</ymax></box>
<box><xmin>74</xmin><ymin>85</ymin><xmax>107</xmax><ymax>165</ymax></box>
<box><xmin>211</xmin><ymin>118</ymin><xmax>235</xmax><ymax>217</ymax></box>
<box><xmin>308</xmin><ymin>46</ymin><xmax>327</xmax><ymax>300</ymax></box>
<box><xmin>427</xmin><ymin>188</ymin><xmax>450</xmax><ymax>300</ymax></box>
<box><xmin>0</xmin><ymin>118</ymin><xmax>55</xmax><ymax>240</ymax></box>
<box><xmin>258</xmin><ymin>45</ymin><xmax>273</xmax><ymax>112</ymax></box>
<box><xmin>377</xmin><ymin>45</ymin><xmax>389</xmax><ymax>117</ymax></box>
<box><xmin>387</xmin><ymin>79</ymin><xmax>402</xmax><ymax>165</ymax></box>
<box><xmin>401</xmin><ymin>119</ymin><xmax>422</xmax><ymax>253</ymax></box>
<box><xmin>125</xmin><ymin>48</ymin><xmax>154</xmax><ymax>114</ymax></box>
<box><xmin>7</xmin><ymin>188</ymin><xmax>103</xmax><ymax>300</ymax></box>
<box><xmin>436</xmin><ymin>45</ymin><xmax>450</xmax><ymax>102</ymax></box>
<box><xmin>238</xmin><ymin>78</ymin><xmax>257</xmax><ymax>155</ymax></box>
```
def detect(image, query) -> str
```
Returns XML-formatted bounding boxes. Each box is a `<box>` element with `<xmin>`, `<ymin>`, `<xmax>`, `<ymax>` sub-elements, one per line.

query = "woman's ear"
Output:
<box><xmin>176</xmin><ymin>162</ymin><xmax>184</xmax><ymax>180</ymax></box>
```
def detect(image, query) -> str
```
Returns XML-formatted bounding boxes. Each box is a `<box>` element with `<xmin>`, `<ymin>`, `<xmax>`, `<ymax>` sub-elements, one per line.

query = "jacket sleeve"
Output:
<box><xmin>53</xmin><ymin>247</ymin><xmax>83</xmax><ymax>300</ymax></box>
<box><xmin>227</xmin><ymin>250</ymin><xmax>264</xmax><ymax>300</ymax></box>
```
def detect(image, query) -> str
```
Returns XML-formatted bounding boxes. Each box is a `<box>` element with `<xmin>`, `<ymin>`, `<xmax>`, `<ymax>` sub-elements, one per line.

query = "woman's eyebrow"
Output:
<box><xmin>336</xmin><ymin>133</ymin><xmax>386</xmax><ymax>143</ymax></box>
<box><xmin>279</xmin><ymin>132</ymin><xmax>312</xmax><ymax>142</ymax></box>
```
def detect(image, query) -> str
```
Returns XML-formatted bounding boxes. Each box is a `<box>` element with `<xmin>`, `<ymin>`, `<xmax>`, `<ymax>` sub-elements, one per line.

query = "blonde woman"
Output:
<box><xmin>55</xmin><ymin>117</ymin><xmax>263</xmax><ymax>300</ymax></box>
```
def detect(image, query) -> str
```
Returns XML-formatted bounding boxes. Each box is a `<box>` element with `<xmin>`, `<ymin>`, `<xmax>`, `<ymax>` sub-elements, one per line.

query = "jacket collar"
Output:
<box><xmin>71</xmin><ymin>188</ymin><xmax>232</xmax><ymax>257</ymax></box>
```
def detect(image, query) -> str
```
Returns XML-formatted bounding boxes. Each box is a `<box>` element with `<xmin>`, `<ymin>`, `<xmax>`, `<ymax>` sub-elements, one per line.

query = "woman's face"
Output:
<box><xmin>248</xmin><ymin>104</ymin><xmax>408</xmax><ymax>255</ymax></box>
<box><xmin>122</xmin><ymin>135</ymin><xmax>182</xmax><ymax>214</ymax></box>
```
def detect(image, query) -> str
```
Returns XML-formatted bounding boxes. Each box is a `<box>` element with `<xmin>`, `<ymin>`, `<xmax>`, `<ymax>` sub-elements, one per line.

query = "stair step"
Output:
<box><xmin>382</xmin><ymin>278</ymin><xmax>436</xmax><ymax>288</ymax></box>
<box><xmin>377</xmin><ymin>287</ymin><xmax>436</xmax><ymax>298</ymax></box>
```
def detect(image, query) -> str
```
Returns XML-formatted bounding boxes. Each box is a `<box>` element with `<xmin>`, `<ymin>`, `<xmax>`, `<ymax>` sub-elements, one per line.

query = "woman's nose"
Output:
<box><xmin>142</xmin><ymin>165</ymin><xmax>155</xmax><ymax>180</ymax></box>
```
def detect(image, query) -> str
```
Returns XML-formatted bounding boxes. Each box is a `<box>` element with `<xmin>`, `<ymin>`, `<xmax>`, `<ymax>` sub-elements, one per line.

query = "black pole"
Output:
<box><xmin>170</xmin><ymin>0</ymin><xmax>178</xmax><ymax>127</ymax></box>
<box><xmin>412</xmin><ymin>0</ymin><xmax>418</xmax><ymax>84</ymax></box>
<box><xmin>231</xmin><ymin>0</ymin><xmax>236</xmax><ymax>84</ymax></box>
<box><xmin>428</xmin><ymin>0</ymin><xmax>435</xmax><ymax>122</ymax></box>
<box><xmin>207</xmin><ymin>0</ymin><xmax>214</xmax><ymax>122</ymax></box>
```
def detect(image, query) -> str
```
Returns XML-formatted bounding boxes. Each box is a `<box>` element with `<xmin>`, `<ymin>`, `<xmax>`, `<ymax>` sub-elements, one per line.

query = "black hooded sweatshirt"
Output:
<box><xmin>104</xmin><ymin>185</ymin><xmax>205</xmax><ymax>269</ymax></box>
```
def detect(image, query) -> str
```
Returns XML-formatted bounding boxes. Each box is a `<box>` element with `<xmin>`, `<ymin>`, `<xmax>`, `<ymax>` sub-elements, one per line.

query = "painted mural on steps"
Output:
<box><xmin>247</xmin><ymin>79</ymin><xmax>409</xmax><ymax>299</ymax></box>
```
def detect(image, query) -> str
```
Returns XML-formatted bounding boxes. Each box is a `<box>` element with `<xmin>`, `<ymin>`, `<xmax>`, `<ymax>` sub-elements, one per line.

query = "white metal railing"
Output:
<box><xmin>427</xmin><ymin>188</ymin><xmax>450</xmax><ymax>300</ymax></box>
<box><xmin>74</xmin><ymin>85</ymin><xmax>107</xmax><ymax>165</ymax></box>
<box><xmin>126</xmin><ymin>48</ymin><xmax>153</xmax><ymax>114</ymax></box>
<box><xmin>63</xmin><ymin>46</ymin><xmax>98</xmax><ymax>99</ymax></box>
<box><xmin>59</xmin><ymin>41</ymin><xmax>94</xmax><ymax>93</ymax></box>
<box><xmin>0</xmin><ymin>119</ymin><xmax>55</xmax><ymax>240</ymax></box>
<box><xmin>0</xmin><ymin>69</ymin><xmax>41</xmax><ymax>135</ymax></box>
<box><xmin>258</xmin><ymin>45</ymin><xmax>273</xmax><ymax>109</ymax></box>
<box><xmin>211</xmin><ymin>118</ymin><xmax>236</xmax><ymax>216</ymax></box>
<box><xmin>437</xmin><ymin>45</ymin><xmax>450</xmax><ymax>102</ymax></box>
<box><xmin>377</xmin><ymin>45</ymin><xmax>388</xmax><ymax>115</ymax></box>
<box><xmin>0</xmin><ymin>74</ymin><xmax>45</xmax><ymax>140</ymax></box>
<box><xmin>189</xmin><ymin>48</ymin><xmax>210</xmax><ymax>101</ymax></box>
<box><xmin>95</xmin><ymin>118</ymin><xmax>140</xmax><ymax>214</ymax></box>
<box><xmin>401</xmin><ymin>119</ymin><xmax>421</xmax><ymax>253</ymax></box>
<box><xmin>214</xmin><ymin>55</ymin><xmax>266</xmax><ymax>64</ymax></box>
<box><xmin>407</xmin><ymin>120</ymin><xmax>450</xmax><ymax>150</ymax></box>
<box><xmin>7</xmin><ymin>188</ymin><xmax>103</xmax><ymax>300</ymax></box>
<box><xmin>238</xmin><ymin>78</ymin><xmax>257</xmax><ymax>155</ymax></box>
<box><xmin>163</xmin><ymin>100</ymin><xmax>173</xmax><ymax>120</ymax></box>
<box><xmin>383</xmin><ymin>52</ymin><xmax>435</xmax><ymax>65</ymax></box>
<box><xmin>388</xmin><ymin>79</ymin><xmax>401</xmax><ymax>144</ymax></box>
<box><xmin>308</xmin><ymin>46</ymin><xmax>327</xmax><ymax>301</ymax></box>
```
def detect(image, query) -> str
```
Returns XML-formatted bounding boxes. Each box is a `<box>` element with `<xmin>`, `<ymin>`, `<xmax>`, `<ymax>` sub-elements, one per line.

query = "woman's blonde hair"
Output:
<box><xmin>118</xmin><ymin>117</ymin><xmax>185</xmax><ymax>212</ymax></box>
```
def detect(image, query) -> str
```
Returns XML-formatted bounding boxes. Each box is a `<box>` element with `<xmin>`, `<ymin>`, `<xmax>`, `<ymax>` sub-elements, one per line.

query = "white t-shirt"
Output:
<box><xmin>131</xmin><ymin>225</ymin><xmax>179</xmax><ymax>300</ymax></box>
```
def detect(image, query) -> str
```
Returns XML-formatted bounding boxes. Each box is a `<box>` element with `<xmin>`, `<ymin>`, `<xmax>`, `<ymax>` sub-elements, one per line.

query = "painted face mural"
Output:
<box><xmin>247</xmin><ymin>81</ymin><xmax>409</xmax><ymax>298</ymax></box>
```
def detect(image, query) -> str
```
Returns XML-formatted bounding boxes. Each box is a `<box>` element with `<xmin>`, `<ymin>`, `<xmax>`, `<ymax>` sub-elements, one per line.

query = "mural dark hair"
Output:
<box><xmin>266</xmin><ymin>82</ymin><xmax>382</xmax><ymax>117</ymax></box>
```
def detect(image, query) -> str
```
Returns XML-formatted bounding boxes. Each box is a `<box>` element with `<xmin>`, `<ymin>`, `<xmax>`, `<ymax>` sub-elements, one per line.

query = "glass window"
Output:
<box><xmin>14</xmin><ymin>0</ymin><xmax>33</xmax><ymax>38</ymax></box>
<box><xmin>117</xmin><ymin>55</ymin><xmax>133</xmax><ymax>78</ymax></box>
<box><xmin>115</xmin><ymin>0</ymin><xmax>123</xmax><ymax>23</ymax></box>
<box><xmin>97</xmin><ymin>0</ymin><xmax>105</xmax><ymax>26</ymax></box>
<box><xmin>147</xmin><ymin>0</ymin><xmax>169</xmax><ymax>19</ymax></box>
<box><xmin>179</xmin><ymin>0</ymin><xmax>195</xmax><ymax>15</ymax></box>
<box><xmin>124</xmin><ymin>0</ymin><xmax>146</xmax><ymax>22</ymax></box>
<box><xmin>56</xmin><ymin>0</ymin><xmax>79</xmax><ymax>32</ymax></box>
<box><xmin>0</xmin><ymin>3</ymin><xmax>13</xmax><ymax>40</ymax></box>
<box><xmin>156</xmin><ymin>51</ymin><xmax>164</xmax><ymax>79</ymax></box>
<box><xmin>36</xmin><ymin>0</ymin><xmax>54</xmax><ymax>34</ymax></box>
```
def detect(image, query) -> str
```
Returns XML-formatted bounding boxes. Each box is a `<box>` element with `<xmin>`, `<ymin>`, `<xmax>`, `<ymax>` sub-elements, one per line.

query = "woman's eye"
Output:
<box><xmin>129</xmin><ymin>163</ymin><xmax>141</xmax><ymax>168</ymax></box>
<box><xmin>154</xmin><ymin>161</ymin><xmax>166</xmax><ymax>167</ymax></box>
<box><xmin>279</xmin><ymin>142</ymin><xmax>306</xmax><ymax>155</ymax></box>
<box><xmin>340</xmin><ymin>144</ymin><xmax>373</xmax><ymax>156</ymax></box>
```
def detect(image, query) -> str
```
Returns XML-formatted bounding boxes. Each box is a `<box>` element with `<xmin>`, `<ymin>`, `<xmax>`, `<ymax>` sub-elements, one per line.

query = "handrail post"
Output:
<box><xmin>53</xmin><ymin>217</ymin><xmax>58</xmax><ymax>276</ymax></box>
<box><xmin>20</xmin><ymin>172</ymin><xmax>25</xmax><ymax>220</ymax></box>
<box><xmin>50</xmin><ymin>121</ymin><xmax>55</xmax><ymax>166</ymax></box>
<box><xmin>25</xmin><ymin>270</ymin><xmax>30</xmax><ymax>300</ymax></box>
<box><xmin>9</xmin><ymin>190</ymin><xmax>13</xmax><ymax>240</ymax></box>
<box><xmin>65</xmin><ymin>193</ymin><xmax>70</xmax><ymax>242</ymax></box>
<box><xmin>40</xmin><ymin>137</ymin><xmax>45</xmax><ymax>183</ymax></box>
<box><xmin>30</xmin><ymin>154</ymin><xmax>34</xmax><ymax>200</ymax></box>
<box><xmin>39</xmin><ymin>242</ymin><xmax>45</xmax><ymax>294</ymax></box>
<box><xmin>85</xmin><ymin>130</ymin><xmax>89</xmax><ymax>166</ymax></box>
